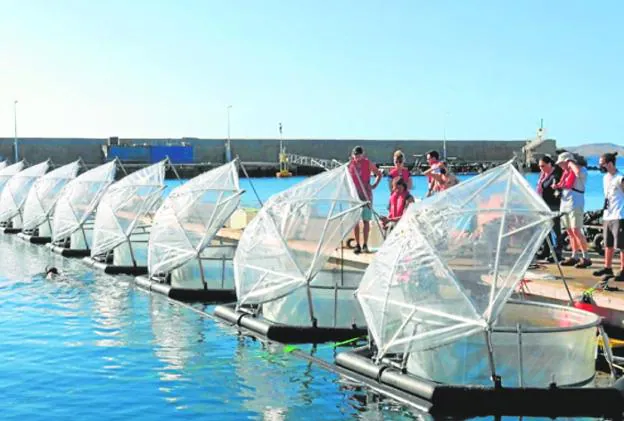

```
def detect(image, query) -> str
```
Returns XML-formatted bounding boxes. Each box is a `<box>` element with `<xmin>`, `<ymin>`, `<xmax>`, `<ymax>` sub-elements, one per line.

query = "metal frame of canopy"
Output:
<box><xmin>144</xmin><ymin>158</ymin><xmax>249</xmax><ymax>296</ymax></box>
<box><xmin>0</xmin><ymin>160</ymin><xmax>25</xmax><ymax>194</ymax></box>
<box><xmin>19</xmin><ymin>159</ymin><xmax>83</xmax><ymax>242</ymax></box>
<box><xmin>231</xmin><ymin>164</ymin><xmax>370</xmax><ymax>333</ymax></box>
<box><xmin>88</xmin><ymin>157</ymin><xmax>176</xmax><ymax>269</ymax></box>
<box><xmin>0</xmin><ymin>159</ymin><xmax>51</xmax><ymax>232</ymax></box>
<box><xmin>49</xmin><ymin>158</ymin><xmax>125</xmax><ymax>254</ymax></box>
<box><xmin>0</xmin><ymin>161</ymin><xmax>27</xmax><ymax>232</ymax></box>
<box><xmin>354</xmin><ymin>159</ymin><xmax>617</xmax><ymax>388</ymax></box>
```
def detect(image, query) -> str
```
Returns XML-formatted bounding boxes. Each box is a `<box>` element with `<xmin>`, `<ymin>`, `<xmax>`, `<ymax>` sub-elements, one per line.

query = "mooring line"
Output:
<box><xmin>129</xmin><ymin>287</ymin><xmax>428</xmax><ymax>409</ymax></box>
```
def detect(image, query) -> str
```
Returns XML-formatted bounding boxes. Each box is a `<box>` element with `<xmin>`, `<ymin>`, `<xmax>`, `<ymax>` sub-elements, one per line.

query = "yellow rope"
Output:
<box><xmin>598</xmin><ymin>336</ymin><xmax>624</xmax><ymax>349</ymax></box>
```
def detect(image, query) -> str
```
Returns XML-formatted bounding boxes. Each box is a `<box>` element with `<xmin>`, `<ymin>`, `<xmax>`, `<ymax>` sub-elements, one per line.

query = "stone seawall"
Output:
<box><xmin>0</xmin><ymin>137</ymin><xmax>557</xmax><ymax>168</ymax></box>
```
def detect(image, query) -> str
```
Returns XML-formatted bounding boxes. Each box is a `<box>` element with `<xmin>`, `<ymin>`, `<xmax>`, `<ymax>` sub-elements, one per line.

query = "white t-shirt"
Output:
<box><xmin>603</xmin><ymin>171</ymin><xmax>624</xmax><ymax>221</ymax></box>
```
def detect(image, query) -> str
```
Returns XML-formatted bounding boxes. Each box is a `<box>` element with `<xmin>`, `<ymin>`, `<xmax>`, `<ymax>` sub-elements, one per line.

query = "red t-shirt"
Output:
<box><xmin>389</xmin><ymin>167</ymin><xmax>410</xmax><ymax>184</ymax></box>
<box><xmin>348</xmin><ymin>158</ymin><xmax>373</xmax><ymax>201</ymax></box>
<box><xmin>558</xmin><ymin>169</ymin><xmax>576</xmax><ymax>190</ymax></box>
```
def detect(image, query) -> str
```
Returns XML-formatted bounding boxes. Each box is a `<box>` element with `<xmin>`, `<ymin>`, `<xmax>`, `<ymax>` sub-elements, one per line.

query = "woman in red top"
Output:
<box><xmin>388</xmin><ymin>150</ymin><xmax>413</xmax><ymax>192</ymax></box>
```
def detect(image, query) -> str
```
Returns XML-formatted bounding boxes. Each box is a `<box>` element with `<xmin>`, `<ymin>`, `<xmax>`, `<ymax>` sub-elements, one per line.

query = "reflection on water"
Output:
<box><xmin>0</xmin><ymin>233</ymin><xmax>607</xmax><ymax>420</ymax></box>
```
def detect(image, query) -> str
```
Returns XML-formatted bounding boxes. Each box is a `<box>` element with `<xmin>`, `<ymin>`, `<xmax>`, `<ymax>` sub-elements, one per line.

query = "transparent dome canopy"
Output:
<box><xmin>356</xmin><ymin>162</ymin><xmax>557</xmax><ymax>359</ymax></box>
<box><xmin>234</xmin><ymin>164</ymin><xmax>366</xmax><ymax>310</ymax></box>
<box><xmin>51</xmin><ymin>161</ymin><xmax>117</xmax><ymax>242</ymax></box>
<box><xmin>22</xmin><ymin>160</ymin><xmax>80</xmax><ymax>231</ymax></box>
<box><xmin>148</xmin><ymin>161</ymin><xmax>243</xmax><ymax>277</ymax></box>
<box><xmin>0</xmin><ymin>160</ymin><xmax>50</xmax><ymax>223</ymax></box>
<box><xmin>0</xmin><ymin>161</ymin><xmax>7</xmax><ymax>171</ymax></box>
<box><xmin>0</xmin><ymin>161</ymin><xmax>25</xmax><ymax>196</ymax></box>
<box><xmin>91</xmin><ymin>160</ymin><xmax>166</xmax><ymax>258</ymax></box>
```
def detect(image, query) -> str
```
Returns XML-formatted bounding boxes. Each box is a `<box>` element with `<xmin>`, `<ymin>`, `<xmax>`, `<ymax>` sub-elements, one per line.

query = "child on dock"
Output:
<box><xmin>381</xmin><ymin>178</ymin><xmax>415</xmax><ymax>232</ymax></box>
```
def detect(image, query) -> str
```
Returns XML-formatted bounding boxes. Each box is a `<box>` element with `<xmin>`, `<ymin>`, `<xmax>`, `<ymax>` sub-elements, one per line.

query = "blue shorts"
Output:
<box><xmin>361</xmin><ymin>207</ymin><xmax>372</xmax><ymax>222</ymax></box>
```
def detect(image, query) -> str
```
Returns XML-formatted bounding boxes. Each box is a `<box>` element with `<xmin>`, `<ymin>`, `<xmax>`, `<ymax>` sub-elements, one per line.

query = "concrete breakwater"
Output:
<box><xmin>0</xmin><ymin>137</ymin><xmax>557</xmax><ymax>177</ymax></box>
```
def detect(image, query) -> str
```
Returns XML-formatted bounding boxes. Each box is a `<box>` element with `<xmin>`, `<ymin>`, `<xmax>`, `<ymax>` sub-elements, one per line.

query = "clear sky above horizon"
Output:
<box><xmin>1</xmin><ymin>0</ymin><xmax>622</xmax><ymax>146</ymax></box>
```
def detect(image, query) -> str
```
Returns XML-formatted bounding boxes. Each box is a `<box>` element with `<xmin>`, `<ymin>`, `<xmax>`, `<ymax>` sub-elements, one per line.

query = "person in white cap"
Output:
<box><xmin>553</xmin><ymin>152</ymin><xmax>591</xmax><ymax>268</ymax></box>
<box><xmin>593</xmin><ymin>152</ymin><xmax>624</xmax><ymax>282</ymax></box>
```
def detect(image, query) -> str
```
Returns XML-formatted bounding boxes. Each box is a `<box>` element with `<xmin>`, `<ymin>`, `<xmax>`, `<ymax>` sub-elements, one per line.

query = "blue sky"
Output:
<box><xmin>0</xmin><ymin>0</ymin><xmax>622</xmax><ymax>146</ymax></box>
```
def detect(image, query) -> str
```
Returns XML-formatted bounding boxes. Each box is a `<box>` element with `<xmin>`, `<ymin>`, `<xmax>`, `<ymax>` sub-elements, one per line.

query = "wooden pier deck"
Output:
<box><xmin>215</xmin><ymin>227</ymin><xmax>624</xmax><ymax>328</ymax></box>
<box><xmin>523</xmin><ymin>252</ymin><xmax>624</xmax><ymax>328</ymax></box>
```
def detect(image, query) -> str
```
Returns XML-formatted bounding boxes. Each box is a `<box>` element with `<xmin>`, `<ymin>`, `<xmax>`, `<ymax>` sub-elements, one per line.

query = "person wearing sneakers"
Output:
<box><xmin>593</xmin><ymin>152</ymin><xmax>624</xmax><ymax>282</ymax></box>
<box><xmin>554</xmin><ymin>152</ymin><xmax>591</xmax><ymax>268</ymax></box>
<box><xmin>348</xmin><ymin>146</ymin><xmax>382</xmax><ymax>254</ymax></box>
<box><xmin>537</xmin><ymin>155</ymin><xmax>563</xmax><ymax>262</ymax></box>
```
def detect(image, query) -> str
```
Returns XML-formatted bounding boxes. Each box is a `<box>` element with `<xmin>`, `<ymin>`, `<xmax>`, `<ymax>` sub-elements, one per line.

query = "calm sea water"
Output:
<box><xmin>0</xmin><ymin>235</ymin><xmax>420</xmax><ymax>420</ymax></box>
<box><xmin>0</xmin><ymin>161</ymin><xmax>616</xmax><ymax>420</ymax></box>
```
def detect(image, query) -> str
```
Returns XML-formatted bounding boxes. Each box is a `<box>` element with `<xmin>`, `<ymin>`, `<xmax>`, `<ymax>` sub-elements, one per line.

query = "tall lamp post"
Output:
<box><xmin>13</xmin><ymin>100</ymin><xmax>19</xmax><ymax>163</ymax></box>
<box><xmin>442</xmin><ymin>111</ymin><xmax>449</xmax><ymax>161</ymax></box>
<box><xmin>225</xmin><ymin>105</ymin><xmax>233</xmax><ymax>162</ymax></box>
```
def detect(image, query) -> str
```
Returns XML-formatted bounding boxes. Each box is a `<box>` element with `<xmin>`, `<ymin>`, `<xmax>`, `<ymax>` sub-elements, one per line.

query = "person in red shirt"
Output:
<box><xmin>348</xmin><ymin>146</ymin><xmax>382</xmax><ymax>254</ymax></box>
<box><xmin>553</xmin><ymin>152</ymin><xmax>591</xmax><ymax>268</ymax></box>
<box><xmin>388</xmin><ymin>150</ymin><xmax>413</xmax><ymax>192</ymax></box>
<box><xmin>381</xmin><ymin>178</ymin><xmax>415</xmax><ymax>232</ymax></box>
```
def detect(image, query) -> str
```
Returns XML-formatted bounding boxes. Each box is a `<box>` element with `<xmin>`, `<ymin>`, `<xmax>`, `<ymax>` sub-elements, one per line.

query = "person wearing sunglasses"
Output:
<box><xmin>388</xmin><ymin>150</ymin><xmax>413</xmax><ymax>192</ymax></box>
<box><xmin>536</xmin><ymin>155</ymin><xmax>563</xmax><ymax>262</ymax></box>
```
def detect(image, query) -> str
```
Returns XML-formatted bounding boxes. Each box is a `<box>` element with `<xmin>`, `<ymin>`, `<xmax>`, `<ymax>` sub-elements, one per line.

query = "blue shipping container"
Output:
<box><xmin>107</xmin><ymin>146</ymin><xmax>150</xmax><ymax>162</ymax></box>
<box><xmin>149</xmin><ymin>145</ymin><xmax>194</xmax><ymax>164</ymax></box>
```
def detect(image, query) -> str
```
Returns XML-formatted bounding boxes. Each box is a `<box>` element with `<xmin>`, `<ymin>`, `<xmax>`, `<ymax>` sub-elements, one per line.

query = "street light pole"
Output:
<box><xmin>13</xmin><ymin>100</ymin><xmax>18</xmax><ymax>163</ymax></box>
<box><xmin>442</xmin><ymin>112</ymin><xmax>449</xmax><ymax>161</ymax></box>
<box><xmin>226</xmin><ymin>105</ymin><xmax>232</xmax><ymax>162</ymax></box>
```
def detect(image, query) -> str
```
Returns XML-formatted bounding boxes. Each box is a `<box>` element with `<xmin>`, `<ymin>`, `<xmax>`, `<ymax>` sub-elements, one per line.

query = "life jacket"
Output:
<box><xmin>389</xmin><ymin>189</ymin><xmax>412</xmax><ymax>220</ymax></box>
<box><xmin>389</xmin><ymin>167</ymin><xmax>410</xmax><ymax>184</ymax></box>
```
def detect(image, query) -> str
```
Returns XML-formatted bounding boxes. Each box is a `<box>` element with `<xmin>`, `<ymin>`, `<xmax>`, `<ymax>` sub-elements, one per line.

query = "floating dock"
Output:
<box><xmin>214</xmin><ymin>227</ymin><xmax>624</xmax><ymax>330</ymax></box>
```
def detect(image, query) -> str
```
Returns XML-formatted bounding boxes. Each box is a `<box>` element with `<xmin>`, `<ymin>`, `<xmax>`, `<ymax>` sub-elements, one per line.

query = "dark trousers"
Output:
<box><xmin>546</xmin><ymin>211</ymin><xmax>563</xmax><ymax>258</ymax></box>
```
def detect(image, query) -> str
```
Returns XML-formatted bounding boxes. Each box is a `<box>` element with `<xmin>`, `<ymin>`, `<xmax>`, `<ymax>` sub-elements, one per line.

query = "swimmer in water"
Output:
<box><xmin>45</xmin><ymin>266</ymin><xmax>59</xmax><ymax>280</ymax></box>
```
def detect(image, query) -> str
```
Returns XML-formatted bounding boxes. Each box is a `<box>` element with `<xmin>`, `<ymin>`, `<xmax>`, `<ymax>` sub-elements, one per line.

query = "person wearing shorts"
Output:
<box><xmin>561</xmin><ymin>208</ymin><xmax>584</xmax><ymax>232</ymax></box>
<box><xmin>555</xmin><ymin>152</ymin><xmax>591</xmax><ymax>268</ymax></box>
<box><xmin>593</xmin><ymin>152</ymin><xmax>624</xmax><ymax>282</ymax></box>
<box><xmin>348</xmin><ymin>146</ymin><xmax>381</xmax><ymax>254</ymax></box>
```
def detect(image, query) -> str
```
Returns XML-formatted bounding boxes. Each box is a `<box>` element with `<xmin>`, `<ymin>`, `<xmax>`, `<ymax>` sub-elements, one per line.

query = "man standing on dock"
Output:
<box><xmin>348</xmin><ymin>146</ymin><xmax>382</xmax><ymax>254</ymax></box>
<box><xmin>425</xmin><ymin>150</ymin><xmax>442</xmax><ymax>197</ymax></box>
<box><xmin>594</xmin><ymin>152</ymin><xmax>624</xmax><ymax>282</ymax></box>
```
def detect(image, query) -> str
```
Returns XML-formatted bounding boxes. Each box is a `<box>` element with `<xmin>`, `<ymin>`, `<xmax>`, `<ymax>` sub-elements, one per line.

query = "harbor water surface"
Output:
<box><xmin>0</xmin><ymin>166</ymin><xmax>617</xmax><ymax>420</ymax></box>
